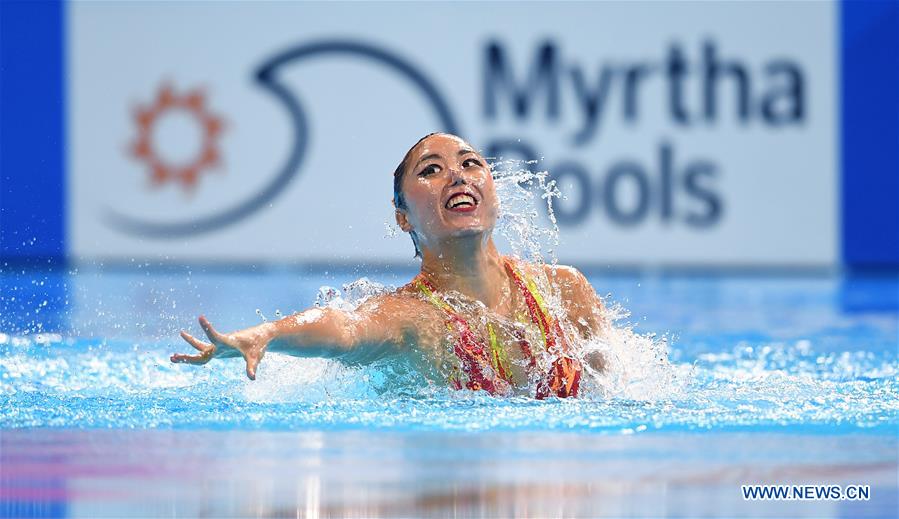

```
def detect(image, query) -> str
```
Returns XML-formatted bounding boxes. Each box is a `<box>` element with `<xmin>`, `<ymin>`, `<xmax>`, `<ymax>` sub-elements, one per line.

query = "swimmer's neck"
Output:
<box><xmin>419</xmin><ymin>236</ymin><xmax>507</xmax><ymax>309</ymax></box>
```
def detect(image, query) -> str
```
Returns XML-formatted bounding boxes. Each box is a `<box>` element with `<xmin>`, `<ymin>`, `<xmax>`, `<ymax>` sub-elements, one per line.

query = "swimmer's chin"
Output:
<box><xmin>441</xmin><ymin>215</ymin><xmax>495</xmax><ymax>235</ymax></box>
<box><xmin>444</xmin><ymin>226</ymin><xmax>493</xmax><ymax>240</ymax></box>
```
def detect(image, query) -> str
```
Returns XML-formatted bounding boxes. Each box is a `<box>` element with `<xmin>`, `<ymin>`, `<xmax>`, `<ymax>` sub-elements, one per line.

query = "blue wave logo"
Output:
<box><xmin>107</xmin><ymin>40</ymin><xmax>461</xmax><ymax>238</ymax></box>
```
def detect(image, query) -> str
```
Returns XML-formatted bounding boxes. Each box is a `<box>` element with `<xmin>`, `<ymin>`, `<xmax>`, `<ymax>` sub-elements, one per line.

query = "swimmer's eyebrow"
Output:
<box><xmin>414</xmin><ymin>149</ymin><xmax>477</xmax><ymax>169</ymax></box>
<box><xmin>414</xmin><ymin>153</ymin><xmax>441</xmax><ymax>169</ymax></box>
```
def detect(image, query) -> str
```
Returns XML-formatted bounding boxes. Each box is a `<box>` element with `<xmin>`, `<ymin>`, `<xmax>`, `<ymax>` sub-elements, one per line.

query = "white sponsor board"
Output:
<box><xmin>68</xmin><ymin>1</ymin><xmax>837</xmax><ymax>266</ymax></box>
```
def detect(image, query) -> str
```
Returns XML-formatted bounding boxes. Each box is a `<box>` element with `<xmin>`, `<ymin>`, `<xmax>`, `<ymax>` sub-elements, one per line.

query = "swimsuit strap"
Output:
<box><xmin>502</xmin><ymin>259</ymin><xmax>555</xmax><ymax>349</ymax></box>
<box><xmin>414</xmin><ymin>275</ymin><xmax>454</xmax><ymax>314</ymax></box>
<box><xmin>502</xmin><ymin>258</ymin><xmax>582</xmax><ymax>399</ymax></box>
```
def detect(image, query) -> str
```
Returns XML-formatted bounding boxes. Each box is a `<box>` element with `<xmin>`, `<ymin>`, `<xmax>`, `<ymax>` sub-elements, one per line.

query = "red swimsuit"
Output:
<box><xmin>413</xmin><ymin>258</ymin><xmax>581</xmax><ymax>399</ymax></box>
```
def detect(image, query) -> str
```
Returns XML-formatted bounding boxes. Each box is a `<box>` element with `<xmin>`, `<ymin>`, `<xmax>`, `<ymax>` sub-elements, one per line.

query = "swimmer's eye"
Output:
<box><xmin>418</xmin><ymin>164</ymin><xmax>439</xmax><ymax>177</ymax></box>
<box><xmin>462</xmin><ymin>158</ymin><xmax>483</xmax><ymax>168</ymax></box>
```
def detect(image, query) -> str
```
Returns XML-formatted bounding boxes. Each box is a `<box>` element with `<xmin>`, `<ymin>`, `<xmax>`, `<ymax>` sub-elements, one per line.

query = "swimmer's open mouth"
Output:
<box><xmin>445</xmin><ymin>191</ymin><xmax>479</xmax><ymax>212</ymax></box>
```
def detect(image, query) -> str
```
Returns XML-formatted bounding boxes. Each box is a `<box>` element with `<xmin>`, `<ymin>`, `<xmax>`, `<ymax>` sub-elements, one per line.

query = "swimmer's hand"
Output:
<box><xmin>171</xmin><ymin>315</ymin><xmax>270</xmax><ymax>380</ymax></box>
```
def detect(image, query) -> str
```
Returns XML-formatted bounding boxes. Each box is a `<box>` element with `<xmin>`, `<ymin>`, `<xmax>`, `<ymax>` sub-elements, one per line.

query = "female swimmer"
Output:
<box><xmin>171</xmin><ymin>133</ymin><xmax>607</xmax><ymax>398</ymax></box>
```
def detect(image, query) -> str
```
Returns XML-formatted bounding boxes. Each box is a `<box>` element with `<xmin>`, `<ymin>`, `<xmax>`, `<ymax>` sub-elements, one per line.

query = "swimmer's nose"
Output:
<box><xmin>448</xmin><ymin>167</ymin><xmax>468</xmax><ymax>186</ymax></box>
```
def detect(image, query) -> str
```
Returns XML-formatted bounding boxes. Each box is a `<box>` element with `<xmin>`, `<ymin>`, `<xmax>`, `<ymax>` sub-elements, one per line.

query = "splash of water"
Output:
<box><xmin>491</xmin><ymin>158</ymin><xmax>562</xmax><ymax>267</ymax></box>
<box><xmin>1</xmin><ymin>333</ymin><xmax>895</xmax><ymax>431</ymax></box>
<box><xmin>315</xmin><ymin>278</ymin><xmax>395</xmax><ymax>311</ymax></box>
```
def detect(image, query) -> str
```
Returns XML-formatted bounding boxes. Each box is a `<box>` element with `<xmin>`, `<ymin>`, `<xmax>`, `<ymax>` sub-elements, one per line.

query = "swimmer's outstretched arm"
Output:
<box><xmin>171</xmin><ymin>297</ymin><xmax>405</xmax><ymax>379</ymax></box>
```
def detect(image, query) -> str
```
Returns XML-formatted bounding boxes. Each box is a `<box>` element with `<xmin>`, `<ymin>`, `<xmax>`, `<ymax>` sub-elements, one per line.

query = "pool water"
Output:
<box><xmin>1</xmin><ymin>267</ymin><xmax>897</xmax><ymax>517</ymax></box>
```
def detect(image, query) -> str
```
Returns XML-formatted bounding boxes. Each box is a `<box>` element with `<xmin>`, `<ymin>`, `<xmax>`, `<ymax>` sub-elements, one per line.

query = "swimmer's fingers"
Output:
<box><xmin>170</xmin><ymin>352</ymin><xmax>212</xmax><ymax>364</ymax></box>
<box><xmin>180</xmin><ymin>330</ymin><xmax>212</xmax><ymax>352</ymax></box>
<box><xmin>198</xmin><ymin>315</ymin><xmax>229</xmax><ymax>346</ymax></box>
<box><xmin>244</xmin><ymin>351</ymin><xmax>264</xmax><ymax>381</ymax></box>
<box><xmin>170</xmin><ymin>331</ymin><xmax>215</xmax><ymax>364</ymax></box>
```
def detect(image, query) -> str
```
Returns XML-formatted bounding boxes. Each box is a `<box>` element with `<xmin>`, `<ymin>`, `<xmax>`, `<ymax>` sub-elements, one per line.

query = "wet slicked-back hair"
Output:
<box><xmin>393</xmin><ymin>132</ymin><xmax>446</xmax><ymax>258</ymax></box>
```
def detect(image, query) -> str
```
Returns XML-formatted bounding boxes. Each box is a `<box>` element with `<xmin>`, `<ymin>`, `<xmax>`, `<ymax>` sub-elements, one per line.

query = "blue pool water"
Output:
<box><xmin>1</xmin><ymin>267</ymin><xmax>897</xmax><ymax>517</ymax></box>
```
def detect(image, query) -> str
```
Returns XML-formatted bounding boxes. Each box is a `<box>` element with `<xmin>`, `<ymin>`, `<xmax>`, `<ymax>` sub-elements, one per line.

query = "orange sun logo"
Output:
<box><xmin>130</xmin><ymin>83</ymin><xmax>225</xmax><ymax>191</ymax></box>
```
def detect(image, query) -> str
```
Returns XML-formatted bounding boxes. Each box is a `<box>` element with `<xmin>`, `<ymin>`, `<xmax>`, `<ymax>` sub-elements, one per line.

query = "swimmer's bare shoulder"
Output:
<box><xmin>540</xmin><ymin>262</ymin><xmax>607</xmax><ymax>339</ymax></box>
<box><xmin>349</xmin><ymin>284</ymin><xmax>444</xmax><ymax>352</ymax></box>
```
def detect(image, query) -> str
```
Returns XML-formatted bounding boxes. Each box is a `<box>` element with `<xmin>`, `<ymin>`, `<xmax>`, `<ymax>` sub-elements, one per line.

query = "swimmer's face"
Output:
<box><xmin>396</xmin><ymin>134</ymin><xmax>498</xmax><ymax>250</ymax></box>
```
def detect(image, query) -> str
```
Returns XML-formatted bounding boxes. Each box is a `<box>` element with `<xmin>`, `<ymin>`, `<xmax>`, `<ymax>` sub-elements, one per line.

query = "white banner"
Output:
<box><xmin>68</xmin><ymin>1</ymin><xmax>837</xmax><ymax>266</ymax></box>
